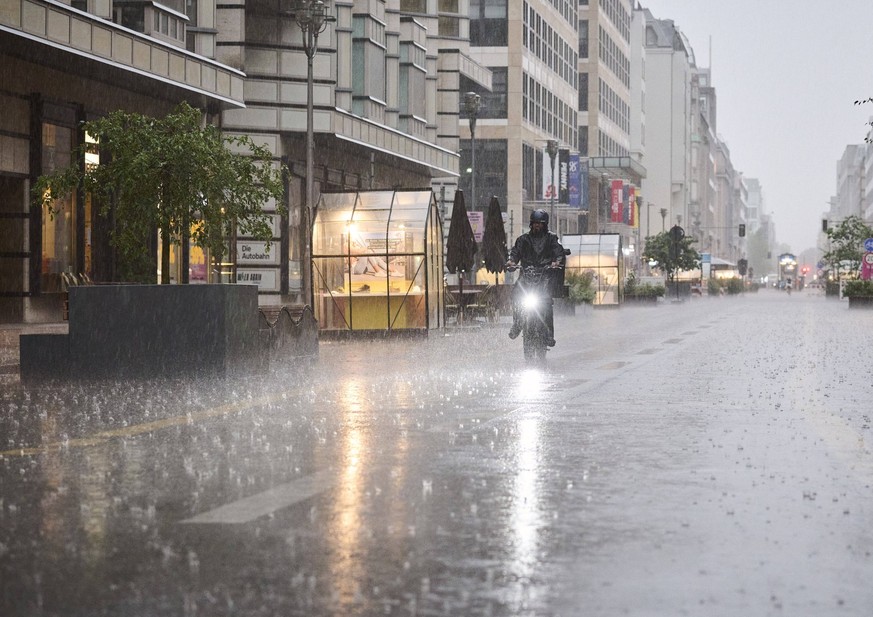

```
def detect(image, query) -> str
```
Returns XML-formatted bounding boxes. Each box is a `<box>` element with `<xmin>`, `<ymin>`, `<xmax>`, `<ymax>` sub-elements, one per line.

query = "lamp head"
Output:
<box><xmin>546</xmin><ymin>139</ymin><xmax>559</xmax><ymax>159</ymax></box>
<box><xmin>464</xmin><ymin>92</ymin><xmax>481</xmax><ymax>116</ymax></box>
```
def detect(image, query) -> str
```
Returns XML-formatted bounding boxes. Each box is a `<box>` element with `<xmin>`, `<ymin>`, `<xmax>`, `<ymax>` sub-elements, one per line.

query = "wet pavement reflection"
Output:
<box><xmin>2</xmin><ymin>290</ymin><xmax>873</xmax><ymax>616</ymax></box>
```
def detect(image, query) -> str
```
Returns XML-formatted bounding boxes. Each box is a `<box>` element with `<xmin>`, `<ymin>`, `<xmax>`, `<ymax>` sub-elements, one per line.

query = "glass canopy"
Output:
<box><xmin>562</xmin><ymin>234</ymin><xmax>623</xmax><ymax>306</ymax></box>
<box><xmin>312</xmin><ymin>189</ymin><xmax>445</xmax><ymax>332</ymax></box>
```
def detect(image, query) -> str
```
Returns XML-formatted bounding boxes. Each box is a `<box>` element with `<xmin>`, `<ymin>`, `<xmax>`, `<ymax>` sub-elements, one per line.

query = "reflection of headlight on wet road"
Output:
<box><xmin>513</xmin><ymin>367</ymin><xmax>542</xmax><ymax>401</ymax></box>
<box><xmin>522</xmin><ymin>293</ymin><xmax>539</xmax><ymax>310</ymax></box>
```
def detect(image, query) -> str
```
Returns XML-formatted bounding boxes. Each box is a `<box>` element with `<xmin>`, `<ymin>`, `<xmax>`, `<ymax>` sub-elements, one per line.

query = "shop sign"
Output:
<box><xmin>468</xmin><ymin>211</ymin><xmax>484</xmax><ymax>242</ymax></box>
<box><xmin>610</xmin><ymin>180</ymin><xmax>624</xmax><ymax>223</ymax></box>
<box><xmin>237</xmin><ymin>241</ymin><xmax>279</xmax><ymax>265</ymax></box>
<box><xmin>236</xmin><ymin>268</ymin><xmax>279</xmax><ymax>291</ymax></box>
<box><xmin>862</xmin><ymin>252</ymin><xmax>873</xmax><ymax>280</ymax></box>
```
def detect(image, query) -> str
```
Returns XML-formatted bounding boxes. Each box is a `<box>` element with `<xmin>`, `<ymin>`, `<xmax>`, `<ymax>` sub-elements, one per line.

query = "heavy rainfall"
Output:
<box><xmin>3</xmin><ymin>0</ymin><xmax>873</xmax><ymax>615</ymax></box>
<box><xmin>2</xmin><ymin>292</ymin><xmax>873</xmax><ymax>616</ymax></box>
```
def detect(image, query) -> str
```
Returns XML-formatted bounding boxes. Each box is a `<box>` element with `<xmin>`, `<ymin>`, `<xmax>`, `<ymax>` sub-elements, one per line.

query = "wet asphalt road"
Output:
<box><xmin>1</xmin><ymin>289</ymin><xmax>872</xmax><ymax>617</ymax></box>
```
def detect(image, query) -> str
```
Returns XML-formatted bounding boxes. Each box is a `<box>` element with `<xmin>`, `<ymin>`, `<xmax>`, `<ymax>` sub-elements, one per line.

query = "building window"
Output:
<box><xmin>470</xmin><ymin>0</ymin><xmax>507</xmax><ymax>47</ymax></box>
<box><xmin>115</xmin><ymin>4</ymin><xmax>145</xmax><ymax>31</ymax></box>
<box><xmin>40</xmin><ymin>123</ymin><xmax>76</xmax><ymax>294</ymax></box>
<box><xmin>439</xmin><ymin>16</ymin><xmax>460</xmax><ymax>37</ymax></box>
<box><xmin>352</xmin><ymin>15</ymin><xmax>387</xmax><ymax>110</ymax></box>
<box><xmin>400</xmin><ymin>41</ymin><xmax>426</xmax><ymax>120</ymax></box>
<box><xmin>459</xmin><ymin>139</ymin><xmax>507</xmax><ymax>210</ymax></box>
<box><xmin>400</xmin><ymin>0</ymin><xmax>426</xmax><ymax>11</ymax></box>
<box><xmin>523</xmin><ymin>142</ymin><xmax>535</xmax><ymax>200</ymax></box>
<box><xmin>579</xmin><ymin>73</ymin><xmax>588</xmax><ymax>111</ymax></box>
<box><xmin>578</xmin><ymin>19</ymin><xmax>588</xmax><ymax>58</ymax></box>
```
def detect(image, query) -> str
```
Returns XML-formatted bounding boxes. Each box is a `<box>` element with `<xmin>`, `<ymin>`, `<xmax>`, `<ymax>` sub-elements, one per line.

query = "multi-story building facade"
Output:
<box><xmin>579</xmin><ymin>0</ymin><xmax>644</xmax><ymax>258</ymax></box>
<box><xmin>1</xmin><ymin>0</ymin><xmax>245</xmax><ymax>322</ymax></box>
<box><xmin>688</xmin><ymin>67</ymin><xmax>718</xmax><ymax>254</ymax></box>
<box><xmin>219</xmin><ymin>0</ymin><xmax>490</xmax><ymax>303</ymax></box>
<box><xmin>713</xmin><ymin>139</ymin><xmax>745</xmax><ymax>263</ymax></box>
<box><xmin>822</xmin><ymin>144</ymin><xmax>869</xmax><ymax>265</ymax></box>
<box><xmin>459</xmin><ymin>0</ymin><xmax>578</xmax><ymax>252</ymax></box>
<box><xmin>832</xmin><ymin>144</ymin><xmax>866</xmax><ymax>221</ymax></box>
<box><xmin>639</xmin><ymin>10</ymin><xmax>692</xmax><ymax>241</ymax></box>
<box><xmin>1</xmin><ymin>0</ymin><xmax>493</xmax><ymax>320</ymax></box>
<box><xmin>745</xmin><ymin>177</ymin><xmax>763</xmax><ymax>234</ymax></box>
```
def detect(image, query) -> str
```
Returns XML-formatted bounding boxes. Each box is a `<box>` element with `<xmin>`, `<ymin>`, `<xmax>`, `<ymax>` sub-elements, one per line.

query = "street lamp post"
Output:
<box><xmin>660</xmin><ymin>207</ymin><xmax>667</xmax><ymax>232</ymax></box>
<box><xmin>293</xmin><ymin>0</ymin><xmax>334</xmax><ymax>306</ymax></box>
<box><xmin>546</xmin><ymin>139</ymin><xmax>559</xmax><ymax>230</ymax></box>
<box><xmin>600</xmin><ymin>172</ymin><xmax>609</xmax><ymax>233</ymax></box>
<box><xmin>464</xmin><ymin>92</ymin><xmax>481</xmax><ymax>211</ymax></box>
<box><xmin>646</xmin><ymin>202</ymin><xmax>654</xmax><ymax>241</ymax></box>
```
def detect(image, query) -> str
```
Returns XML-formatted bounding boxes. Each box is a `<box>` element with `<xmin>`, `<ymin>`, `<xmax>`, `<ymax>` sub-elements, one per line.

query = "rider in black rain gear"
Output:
<box><xmin>505</xmin><ymin>209</ymin><xmax>565</xmax><ymax>346</ymax></box>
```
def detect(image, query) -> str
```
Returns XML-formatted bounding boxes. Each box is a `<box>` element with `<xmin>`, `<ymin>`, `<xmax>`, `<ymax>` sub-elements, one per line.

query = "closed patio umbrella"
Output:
<box><xmin>445</xmin><ymin>189</ymin><xmax>477</xmax><ymax>277</ymax></box>
<box><xmin>481</xmin><ymin>195</ymin><xmax>508</xmax><ymax>283</ymax></box>
<box><xmin>445</xmin><ymin>189</ymin><xmax>477</xmax><ymax>321</ymax></box>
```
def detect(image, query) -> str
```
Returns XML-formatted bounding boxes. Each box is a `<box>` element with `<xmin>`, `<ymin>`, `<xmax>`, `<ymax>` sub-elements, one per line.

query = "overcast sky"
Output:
<box><xmin>640</xmin><ymin>0</ymin><xmax>873</xmax><ymax>254</ymax></box>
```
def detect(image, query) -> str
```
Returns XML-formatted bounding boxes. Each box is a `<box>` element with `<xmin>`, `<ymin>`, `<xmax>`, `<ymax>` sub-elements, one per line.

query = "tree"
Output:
<box><xmin>642</xmin><ymin>231</ymin><xmax>700</xmax><ymax>282</ymax></box>
<box><xmin>34</xmin><ymin>102</ymin><xmax>286</xmax><ymax>283</ymax></box>
<box><xmin>821</xmin><ymin>215</ymin><xmax>873</xmax><ymax>279</ymax></box>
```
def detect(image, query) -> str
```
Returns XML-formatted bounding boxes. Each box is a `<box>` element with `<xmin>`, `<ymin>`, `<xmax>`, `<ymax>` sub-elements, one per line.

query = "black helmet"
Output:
<box><xmin>530</xmin><ymin>209</ymin><xmax>549</xmax><ymax>226</ymax></box>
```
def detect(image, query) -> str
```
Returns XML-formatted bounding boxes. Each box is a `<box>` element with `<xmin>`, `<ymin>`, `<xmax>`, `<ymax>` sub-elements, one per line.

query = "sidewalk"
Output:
<box><xmin>0</xmin><ymin>322</ymin><xmax>68</xmax><ymax>376</ymax></box>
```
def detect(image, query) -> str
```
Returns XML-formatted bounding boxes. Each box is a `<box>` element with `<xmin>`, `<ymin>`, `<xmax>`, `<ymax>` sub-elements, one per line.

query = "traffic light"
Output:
<box><xmin>822</xmin><ymin>219</ymin><xmax>828</xmax><ymax>232</ymax></box>
<box><xmin>738</xmin><ymin>223</ymin><xmax>746</xmax><ymax>237</ymax></box>
<box><xmin>738</xmin><ymin>259</ymin><xmax>748</xmax><ymax>276</ymax></box>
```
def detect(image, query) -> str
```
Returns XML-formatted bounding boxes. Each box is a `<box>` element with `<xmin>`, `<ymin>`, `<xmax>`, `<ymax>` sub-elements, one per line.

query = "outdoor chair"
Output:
<box><xmin>467</xmin><ymin>284</ymin><xmax>498</xmax><ymax>323</ymax></box>
<box><xmin>444</xmin><ymin>287</ymin><xmax>460</xmax><ymax>323</ymax></box>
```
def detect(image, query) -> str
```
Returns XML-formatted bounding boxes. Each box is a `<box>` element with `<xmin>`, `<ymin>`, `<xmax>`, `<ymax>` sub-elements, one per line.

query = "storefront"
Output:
<box><xmin>562</xmin><ymin>233</ymin><xmax>623</xmax><ymax>307</ymax></box>
<box><xmin>0</xmin><ymin>1</ymin><xmax>244</xmax><ymax>323</ymax></box>
<box><xmin>312</xmin><ymin>190</ymin><xmax>445</xmax><ymax>333</ymax></box>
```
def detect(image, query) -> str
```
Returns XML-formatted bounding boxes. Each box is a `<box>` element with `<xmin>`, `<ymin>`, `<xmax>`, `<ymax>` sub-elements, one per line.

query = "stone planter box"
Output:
<box><xmin>21</xmin><ymin>284</ymin><xmax>262</xmax><ymax>383</ymax></box>
<box><xmin>847</xmin><ymin>296</ymin><xmax>873</xmax><ymax>308</ymax></box>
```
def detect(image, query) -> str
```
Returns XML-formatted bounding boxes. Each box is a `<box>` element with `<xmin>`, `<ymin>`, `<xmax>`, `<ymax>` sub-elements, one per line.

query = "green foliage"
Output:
<box><xmin>708</xmin><ymin>278</ymin><xmax>723</xmax><ymax>295</ymax></box>
<box><xmin>843</xmin><ymin>279</ymin><xmax>873</xmax><ymax>297</ymax></box>
<box><xmin>821</xmin><ymin>215</ymin><xmax>873</xmax><ymax>280</ymax></box>
<box><xmin>624</xmin><ymin>274</ymin><xmax>665</xmax><ymax>298</ymax></box>
<box><xmin>642</xmin><ymin>231</ymin><xmax>701</xmax><ymax>281</ymax></box>
<box><xmin>566</xmin><ymin>270</ymin><xmax>596</xmax><ymax>305</ymax></box>
<box><xmin>33</xmin><ymin>102</ymin><xmax>286</xmax><ymax>283</ymax></box>
<box><xmin>724</xmin><ymin>278</ymin><xmax>744</xmax><ymax>295</ymax></box>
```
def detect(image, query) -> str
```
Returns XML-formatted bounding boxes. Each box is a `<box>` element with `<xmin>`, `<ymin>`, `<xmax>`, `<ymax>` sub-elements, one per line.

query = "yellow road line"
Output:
<box><xmin>0</xmin><ymin>391</ymin><xmax>293</xmax><ymax>458</ymax></box>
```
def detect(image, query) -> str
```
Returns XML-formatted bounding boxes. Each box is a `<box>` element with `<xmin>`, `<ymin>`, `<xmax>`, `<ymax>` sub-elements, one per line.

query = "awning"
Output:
<box><xmin>588</xmin><ymin>156</ymin><xmax>647</xmax><ymax>182</ymax></box>
<box><xmin>710</xmin><ymin>256</ymin><xmax>737</xmax><ymax>267</ymax></box>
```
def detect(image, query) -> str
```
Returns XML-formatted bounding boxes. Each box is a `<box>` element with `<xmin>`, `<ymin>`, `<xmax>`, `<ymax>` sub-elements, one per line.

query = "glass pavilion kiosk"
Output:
<box><xmin>312</xmin><ymin>189</ymin><xmax>445</xmax><ymax>334</ymax></box>
<box><xmin>562</xmin><ymin>234</ymin><xmax>624</xmax><ymax>307</ymax></box>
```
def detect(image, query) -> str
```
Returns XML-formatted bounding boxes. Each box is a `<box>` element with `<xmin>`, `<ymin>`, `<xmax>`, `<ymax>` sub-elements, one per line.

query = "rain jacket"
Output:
<box><xmin>508</xmin><ymin>231</ymin><xmax>565</xmax><ymax>268</ymax></box>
